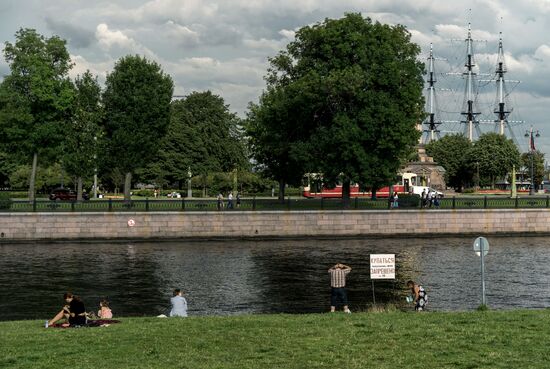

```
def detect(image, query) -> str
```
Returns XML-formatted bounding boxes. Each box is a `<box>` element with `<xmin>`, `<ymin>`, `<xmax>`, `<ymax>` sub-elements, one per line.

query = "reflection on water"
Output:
<box><xmin>0</xmin><ymin>236</ymin><xmax>549</xmax><ymax>321</ymax></box>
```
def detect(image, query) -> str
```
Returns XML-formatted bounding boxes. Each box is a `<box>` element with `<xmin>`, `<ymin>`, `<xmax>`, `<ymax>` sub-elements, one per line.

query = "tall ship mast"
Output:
<box><xmin>460</xmin><ymin>23</ymin><xmax>481</xmax><ymax>142</ymax></box>
<box><xmin>489</xmin><ymin>32</ymin><xmax>522</xmax><ymax>141</ymax></box>
<box><xmin>422</xmin><ymin>44</ymin><xmax>442</xmax><ymax>143</ymax></box>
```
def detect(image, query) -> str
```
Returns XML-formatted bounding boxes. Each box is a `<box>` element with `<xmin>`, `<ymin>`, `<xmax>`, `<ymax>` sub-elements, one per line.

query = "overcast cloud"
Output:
<box><xmin>1</xmin><ymin>0</ymin><xmax>550</xmax><ymax>153</ymax></box>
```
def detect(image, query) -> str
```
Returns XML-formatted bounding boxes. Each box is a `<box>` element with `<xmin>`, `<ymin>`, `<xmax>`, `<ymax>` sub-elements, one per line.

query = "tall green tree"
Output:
<box><xmin>521</xmin><ymin>150</ymin><xmax>545</xmax><ymax>190</ymax></box>
<box><xmin>103</xmin><ymin>55</ymin><xmax>173</xmax><ymax>200</ymax></box>
<box><xmin>139</xmin><ymin>91</ymin><xmax>248</xmax><ymax>189</ymax></box>
<box><xmin>0</xmin><ymin>28</ymin><xmax>74</xmax><ymax>200</ymax></box>
<box><xmin>467</xmin><ymin>132</ymin><xmax>521</xmax><ymax>187</ymax></box>
<box><xmin>425</xmin><ymin>134</ymin><xmax>473</xmax><ymax>191</ymax></box>
<box><xmin>178</xmin><ymin>91</ymin><xmax>248</xmax><ymax>173</ymax></box>
<box><xmin>246</xmin><ymin>91</ymin><xmax>306</xmax><ymax>201</ymax></box>
<box><xmin>64</xmin><ymin>71</ymin><xmax>103</xmax><ymax>200</ymax></box>
<box><xmin>253</xmin><ymin>13</ymin><xmax>424</xmax><ymax>205</ymax></box>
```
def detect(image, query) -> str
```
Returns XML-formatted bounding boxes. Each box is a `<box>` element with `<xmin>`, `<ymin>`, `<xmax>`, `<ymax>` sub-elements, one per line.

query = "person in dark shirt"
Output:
<box><xmin>48</xmin><ymin>292</ymin><xmax>87</xmax><ymax>327</ymax></box>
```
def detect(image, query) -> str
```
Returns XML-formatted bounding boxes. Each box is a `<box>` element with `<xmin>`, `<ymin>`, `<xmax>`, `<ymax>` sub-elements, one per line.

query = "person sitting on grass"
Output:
<box><xmin>47</xmin><ymin>292</ymin><xmax>87</xmax><ymax>327</ymax></box>
<box><xmin>170</xmin><ymin>289</ymin><xmax>188</xmax><ymax>317</ymax></box>
<box><xmin>98</xmin><ymin>299</ymin><xmax>113</xmax><ymax>319</ymax></box>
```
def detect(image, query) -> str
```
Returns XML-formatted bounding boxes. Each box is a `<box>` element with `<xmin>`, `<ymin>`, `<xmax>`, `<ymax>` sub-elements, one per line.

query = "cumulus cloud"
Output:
<box><xmin>2</xmin><ymin>0</ymin><xmax>550</xmax><ymax>150</ymax></box>
<box><xmin>95</xmin><ymin>23</ymin><xmax>156</xmax><ymax>58</ymax></box>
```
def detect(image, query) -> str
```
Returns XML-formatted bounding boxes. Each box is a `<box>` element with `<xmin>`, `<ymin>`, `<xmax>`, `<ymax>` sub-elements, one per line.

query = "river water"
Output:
<box><xmin>0</xmin><ymin>236</ymin><xmax>549</xmax><ymax>321</ymax></box>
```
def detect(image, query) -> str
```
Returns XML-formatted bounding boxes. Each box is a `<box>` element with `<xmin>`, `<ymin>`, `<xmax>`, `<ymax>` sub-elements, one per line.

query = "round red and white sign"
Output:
<box><xmin>127</xmin><ymin>219</ymin><xmax>136</xmax><ymax>227</ymax></box>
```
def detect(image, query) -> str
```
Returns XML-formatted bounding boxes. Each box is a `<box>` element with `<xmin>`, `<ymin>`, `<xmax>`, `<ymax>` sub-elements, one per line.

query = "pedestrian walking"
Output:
<box><xmin>227</xmin><ymin>191</ymin><xmax>234</xmax><ymax>209</ymax></box>
<box><xmin>236</xmin><ymin>192</ymin><xmax>241</xmax><ymax>208</ymax></box>
<box><xmin>217</xmin><ymin>193</ymin><xmax>223</xmax><ymax>211</ymax></box>
<box><xmin>392</xmin><ymin>191</ymin><xmax>399</xmax><ymax>208</ymax></box>
<box><xmin>328</xmin><ymin>263</ymin><xmax>352</xmax><ymax>313</ymax></box>
<box><xmin>420</xmin><ymin>189</ymin><xmax>426</xmax><ymax>208</ymax></box>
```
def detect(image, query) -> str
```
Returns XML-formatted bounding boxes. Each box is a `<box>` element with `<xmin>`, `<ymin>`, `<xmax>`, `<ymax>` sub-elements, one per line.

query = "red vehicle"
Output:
<box><xmin>302</xmin><ymin>174</ymin><xmax>408</xmax><ymax>198</ymax></box>
<box><xmin>49</xmin><ymin>188</ymin><xmax>89</xmax><ymax>201</ymax></box>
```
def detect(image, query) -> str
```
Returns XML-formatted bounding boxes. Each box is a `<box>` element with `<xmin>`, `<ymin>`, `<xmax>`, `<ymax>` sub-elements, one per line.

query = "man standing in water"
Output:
<box><xmin>328</xmin><ymin>263</ymin><xmax>352</xmax><ymax>313</ymax></box>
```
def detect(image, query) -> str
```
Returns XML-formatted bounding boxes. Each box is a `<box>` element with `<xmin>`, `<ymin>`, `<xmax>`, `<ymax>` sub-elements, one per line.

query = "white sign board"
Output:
<box><xmin>370</xmin><ymin>254</ymin><xmax>395</xmax><ymax>279</ymax></box>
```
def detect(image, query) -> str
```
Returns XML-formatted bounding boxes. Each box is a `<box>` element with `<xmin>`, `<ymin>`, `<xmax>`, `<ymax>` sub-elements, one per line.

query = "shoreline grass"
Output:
<box><xmin>2</xmin><ymin>310</ymin><xmax>550</xmax><ymax>368</ymax></box>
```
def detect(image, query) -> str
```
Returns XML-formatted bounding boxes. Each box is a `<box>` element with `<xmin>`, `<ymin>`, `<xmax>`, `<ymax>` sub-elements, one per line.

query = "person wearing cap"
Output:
<box><xmin>328</xmin><ymin>263</ymin><xmax>352</xmax><ymax>313</ymax></box>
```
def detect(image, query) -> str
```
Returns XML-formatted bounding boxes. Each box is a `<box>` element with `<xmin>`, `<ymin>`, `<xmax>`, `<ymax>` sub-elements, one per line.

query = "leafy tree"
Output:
<box><xmin>246</xmin><ymin>93</ymin><xmax>306</xmax><ymax>201</ymax></box>
<box><xmin>9</xmin><ymin>163</ymin><xmax>71</xmax><ymax>193</ymax></box>
<box><xmin>64</xmin><ymin>71</ymin><xmax>103</xmax><ymax>200</ymax></box>
<box><xmin>139</xmin><ymin>91</ymin><xmax>248</xmax><ymax>189</ymax></box>
<box><xmin>467</xmin><ymin>132</ymin><xmax>521</xmax><ymax>188</ymax></box>
<box><xmin>521</xmin><ymin>150</ymin><xmax>545</xmax><ymax>190</ymax></box>
<box><xmin>425</xmin><ymin>134</ymin><xmax>473</xmax><ymax>191</ymax></box>
<box><xmin>0</xmin><ymin>28</ymin><xmax>74</xmax><ymax>200</ymax></box>
<box><xmin>103</xmin><ymin>55</ymin><xmax>173</xmax><ymax>200</ymax></box>
<box><xmin>253</xmin><ymin>13</ymin><xmax>424</xmax><ymax>205</ymax></box>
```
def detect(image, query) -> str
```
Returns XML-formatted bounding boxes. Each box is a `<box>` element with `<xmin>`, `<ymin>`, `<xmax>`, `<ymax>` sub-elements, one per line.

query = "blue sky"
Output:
<box><xmin>1</xmin><ymin>0</ymin><xmax>549</xmax><ymax>154</ymax></box>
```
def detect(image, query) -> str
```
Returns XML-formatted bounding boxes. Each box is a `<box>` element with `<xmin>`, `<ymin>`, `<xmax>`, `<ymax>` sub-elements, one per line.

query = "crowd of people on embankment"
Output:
<box><xmin>45</xmin><ymin>265</ymin><xmax>426</xmax><ymax>328</ymax></box>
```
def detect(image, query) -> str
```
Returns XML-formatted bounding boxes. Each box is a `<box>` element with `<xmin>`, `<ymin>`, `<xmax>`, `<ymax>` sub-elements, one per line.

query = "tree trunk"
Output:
<box><xmin>278</xmin><ymin>179</ymin><xmax>286</xmax><ymax>203</ymax></box>
<box><xmin>371</xmin><ymin>188</ymin><xmax>377</xmax><ymax>200</ymax></box>
<box><xmin>342</xmin><ymin>179</ymin><xmax>351</xmax><ymax>209</ymax></box>
<box><xmin>77</xmin><ymin>177</ymin><xmax>83</xmax><ymax>201</ymax></box>
<box><xmin>28</xmin><ymin>152</ymin><xmax>38</xmax><ymax>202</ymax></box>
<box><xmin>124</xmin><ymin>172</ymin><xmax>132</xmax><ymax>201</ymax></box>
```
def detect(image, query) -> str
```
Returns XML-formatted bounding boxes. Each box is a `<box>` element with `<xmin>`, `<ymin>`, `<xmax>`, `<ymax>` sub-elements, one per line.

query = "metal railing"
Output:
<box><xmin>1</xmin><ymin>196</ymin><xmax>550</xmax><ymax>212</ymax></box>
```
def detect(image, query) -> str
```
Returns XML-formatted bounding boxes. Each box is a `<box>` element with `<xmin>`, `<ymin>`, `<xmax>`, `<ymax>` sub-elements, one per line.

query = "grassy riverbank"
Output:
<box><xmin>2</xmin><ymin>310</ymin><xmax>550</xmax><ymax>368</ymax></box>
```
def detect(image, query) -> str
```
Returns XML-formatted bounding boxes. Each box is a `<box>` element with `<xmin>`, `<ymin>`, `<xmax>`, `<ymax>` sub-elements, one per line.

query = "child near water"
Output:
<box><xmin>97</xmin><ymin>300</ymin><xmax>113</xmax><ymax>319</ymax></box>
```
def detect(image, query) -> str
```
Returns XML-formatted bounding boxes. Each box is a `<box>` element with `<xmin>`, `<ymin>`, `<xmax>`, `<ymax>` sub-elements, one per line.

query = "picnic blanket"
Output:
<box><xmin>48</xmin><ymin>319</ymin><xmax>121</xmax><ymax>328</ymax></box>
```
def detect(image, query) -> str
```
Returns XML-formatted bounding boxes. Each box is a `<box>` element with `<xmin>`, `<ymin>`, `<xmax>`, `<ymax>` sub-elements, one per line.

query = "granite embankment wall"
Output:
<box><xmin>0</xmin><ymin>209</ymin><xmax>548</xmax><ymax>241</ymax></box>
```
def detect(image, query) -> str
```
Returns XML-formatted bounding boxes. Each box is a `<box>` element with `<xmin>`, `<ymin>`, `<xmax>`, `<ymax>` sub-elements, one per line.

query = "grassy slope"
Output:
<box><xmin>1</xmin><ymin>311</ymin><xmax>550</xmax><ymax>369</ymax></box>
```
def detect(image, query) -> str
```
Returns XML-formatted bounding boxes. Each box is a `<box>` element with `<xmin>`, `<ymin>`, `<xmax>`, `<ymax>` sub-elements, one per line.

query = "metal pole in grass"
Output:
<box><xmin>525</xmin><ymin>127</ymin><xmax>540</xmax><ymax>196</ymax></box>
<box><xmin>474</xmin><ymin>237</ymin><xmax>489</xmax><ymax>306</ymax></box>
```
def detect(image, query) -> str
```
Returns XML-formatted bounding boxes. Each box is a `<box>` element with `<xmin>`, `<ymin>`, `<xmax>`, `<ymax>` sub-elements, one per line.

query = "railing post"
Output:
<box><xmin>108</xmin><ymin>198</ymin><xmax>113</xmax><ymax>212</ymax></box>
<box><xmin>483</xmin><ymin>196</ymin><xmax>488</xmax><ymax>209</ymax></box>
<box><xmin>181</xmin><ymin>198</ymin><xmax>185</xmax><ymax>211</ymax></box>
<box><xmin>452</xmin><ymin>196</ymin><xmax>455</xmax><ymax>210</ymax></box>
<box><xmin>546</xmin><ymin>195</ymin><xmax>549</xmax><ymax>208</ymax></box>
<box><xmin>252</xmin><ymin>196</ymin><xmax>256</xmax><ymax>211</ymax></box>
<box><xmin>515</xmin><ymin>196</ymin><xmax>518</xmax><ymax>209</ymax></box>
<box><xmin>354</xmin><ymin>197</ymin><xmax>358</xmax><ymax>210</ymax></box>
<box><xmin>287</xmin><ymin>196</ymin><xmax>291</xmax><ymax>210</ymax></box>
<box><xmin>71</xmin><ymin>201</ymin><xmax>75</xmax><ymax>212</ymax></box>
<box><xmin>145</xmin><ymin>197</ymin><xmax>149</xmax><ymax>212</ymax></box>
<box><xmin>33</xmin><ymin>199</ymin><xmax>37</xmax><ymax>212</ymax></box>
<box><xmin>321</xmin><ymin>197</ymin><xmax>324</xmax><ymax>210</ymax></box>
<box><xmin>388</xmin><ymin>196</ymin><xmax>392</xmax><ymax>209</ymax></box>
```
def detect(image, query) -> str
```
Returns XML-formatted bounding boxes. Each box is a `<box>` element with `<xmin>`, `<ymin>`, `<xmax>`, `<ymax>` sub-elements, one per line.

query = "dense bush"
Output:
<box><xmin>0</xmin><ymin>191</ymin><xmax>12</xmax><ymax>209</ymax></box>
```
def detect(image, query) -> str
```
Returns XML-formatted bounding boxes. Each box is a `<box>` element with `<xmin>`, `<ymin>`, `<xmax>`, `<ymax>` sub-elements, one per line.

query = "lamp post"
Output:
<box><xmin>93</xmin><ymin>136</ymin><xmax>98</xmax><ymax>199</ymax></box>
<box><xmin>187</xmin><ymin>167</ymin><xmax>192</xmax><ymax>198</ymax></box>
<box><xmin>525</xmin><ymin>127</ymin><xmax>540</xmax><ymax>196</ymax></box>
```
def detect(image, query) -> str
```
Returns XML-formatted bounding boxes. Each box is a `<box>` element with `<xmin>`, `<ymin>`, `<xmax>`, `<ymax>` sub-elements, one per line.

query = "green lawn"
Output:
<box><xmin>1</xmin><ymin>310</ymin><xmax>550</xmax><ymax>368</ymax></box>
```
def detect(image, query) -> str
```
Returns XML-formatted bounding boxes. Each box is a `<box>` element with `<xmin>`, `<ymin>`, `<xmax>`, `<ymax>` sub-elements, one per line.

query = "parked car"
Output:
<box><xmin>49</xmin><ymin>188</ymin><xmax>89</xmax><ymax>201</ymax></box>
<box><xmin>410</xmin><ymin>186</ymin><xmax>444</xmax><ymax>198</ymax></box>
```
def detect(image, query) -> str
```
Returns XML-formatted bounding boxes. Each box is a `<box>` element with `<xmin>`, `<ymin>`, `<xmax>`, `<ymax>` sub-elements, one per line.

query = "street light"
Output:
<box><xmin>93</xmin><ymin>136</ymin><xmax>98</xmax><ymax>199</ymax></box>
<box><xmin>187</xmin><ymin>166</ymin><xmax>192</xmax><ymax>198</ymax></box>
<box><xmin>525</xmin><ymin>127</ymin><xmax>540</xmax><ymax>196</ymax></box>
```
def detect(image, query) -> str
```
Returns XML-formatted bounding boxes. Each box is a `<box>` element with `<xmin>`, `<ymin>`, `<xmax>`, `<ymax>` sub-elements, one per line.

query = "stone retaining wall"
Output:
<box><xmin>0</xmin><ymin>209</ymin><xmax>548</xmax><ymax>241</ymax></box>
